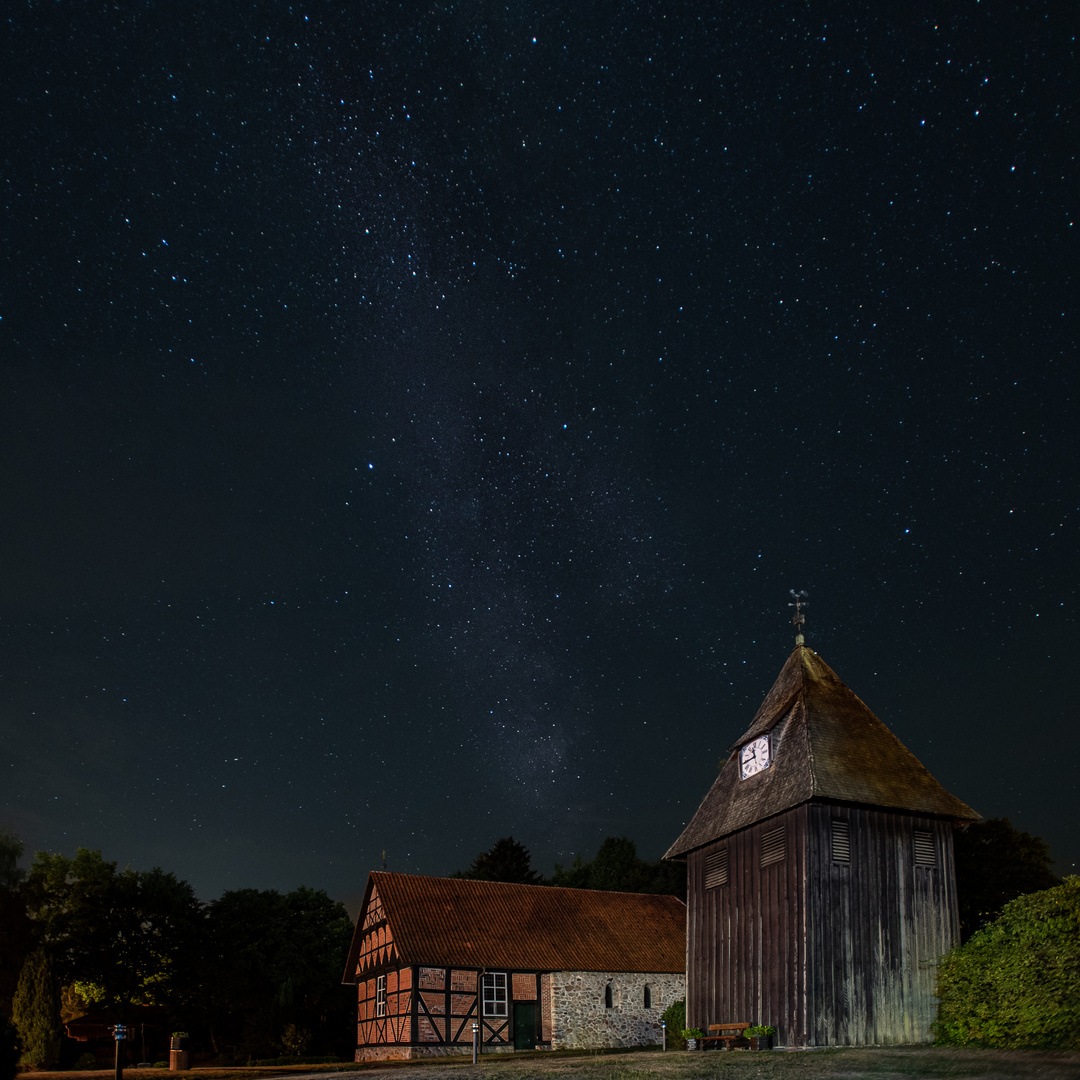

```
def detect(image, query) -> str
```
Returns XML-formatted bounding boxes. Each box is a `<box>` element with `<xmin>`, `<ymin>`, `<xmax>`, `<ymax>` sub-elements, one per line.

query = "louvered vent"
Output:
<box><xmin>831</xmin><ymin>819</ymin><xmax>850</xmax><ymax>863</ymax></box>
<box><xmin>761</xmin><ymin>826</ymin><xmax>786</xmax><ymax>867</ymax></box>
<box><xmin>914</xmin><ymin>830</ymin><xmax>937</xmax><ymax>866</ymax></box>
<box><xmin>704</xmin><ymin>848</ymin><xmax>728</xmax><ymax>888</ymax></box>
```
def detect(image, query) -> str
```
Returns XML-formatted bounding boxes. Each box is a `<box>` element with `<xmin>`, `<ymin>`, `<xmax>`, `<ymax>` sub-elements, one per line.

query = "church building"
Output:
<box><xmin>665</xmin><ymin>633</ymin><xmax>979</xmax><ymax>1046</ymax></box>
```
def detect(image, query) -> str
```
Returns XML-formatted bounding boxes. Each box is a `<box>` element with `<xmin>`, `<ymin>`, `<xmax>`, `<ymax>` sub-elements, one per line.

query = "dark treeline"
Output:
<box><xmin>451</xmin><ymin>834</ymin><xmax>685</xmax><ymax>899</ymax></box>
<box><xmin>0</xmin><ymin>832</ymin><xmax>354</xmax><ymax>1069</ymax></box>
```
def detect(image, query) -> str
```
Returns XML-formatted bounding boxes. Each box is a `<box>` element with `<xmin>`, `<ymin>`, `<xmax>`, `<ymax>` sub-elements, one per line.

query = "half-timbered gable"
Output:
<box><xmin>666</xmin><ymin>644</ymin><xmax>979</xmax><ymax>1047</ymax></box>
<box><xmin>343</xmin><ymin>872</ymin><xmax>686</xmax><ymax>1060</ymax></box>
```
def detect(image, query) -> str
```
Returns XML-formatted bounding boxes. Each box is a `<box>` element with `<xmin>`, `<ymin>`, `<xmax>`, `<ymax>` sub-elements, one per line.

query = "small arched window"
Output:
<box><xmin>643</xmin><ymin>984</ymin><xmax>652</xmax><ymax>1009</ymax></box>
<box><xmin>604</xmin><ymin>984</ymin><xmax>613</xmax><ymax>1009</ymax></box>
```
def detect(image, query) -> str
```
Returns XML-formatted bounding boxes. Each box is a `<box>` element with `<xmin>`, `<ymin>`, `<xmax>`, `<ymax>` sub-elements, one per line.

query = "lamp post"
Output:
<box><xmin>113</xmin><ymin>1023</ymin><xmax>127</xmax><ymax>1080</ymax></box>
<box><xmin>472</xmin><ymin>1022</ymin><xmax>479</xmax><ymax>1064</ymax></box>
<box><xmin>661</xmin><ymin>1019</ymin><xmax>666</xmax><ymax>1052</ymax></box>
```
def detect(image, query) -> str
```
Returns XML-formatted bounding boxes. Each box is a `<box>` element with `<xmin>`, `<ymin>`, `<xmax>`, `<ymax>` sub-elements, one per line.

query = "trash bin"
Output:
<box><xmin>169</xmin><ymin>1037</ymin><xmax>191</xmax><ymax>1071</ymax></box>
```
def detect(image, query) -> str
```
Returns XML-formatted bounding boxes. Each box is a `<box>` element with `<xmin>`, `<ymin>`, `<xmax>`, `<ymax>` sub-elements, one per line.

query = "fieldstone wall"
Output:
<box><xmin>355</xmin><ymin>1045</ymin><xmax>411</xmax><ymax>1062</ymax></box>
<box><xmin>548</xmin><ymin>971</ymin><xmax>685</xmax><ymax>1050</ymax></box>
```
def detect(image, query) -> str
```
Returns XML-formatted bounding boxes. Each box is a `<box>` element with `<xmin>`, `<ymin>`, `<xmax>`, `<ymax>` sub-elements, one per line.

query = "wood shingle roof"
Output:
<box><xmin>665</xmin><ymin>645</ymin><xmax>979</xmax><ymax>859</ymax></box>
<box><xmin>343</xmin><ymin>871</ymin><xmax>685</xmax><ymax>979</ymax></box>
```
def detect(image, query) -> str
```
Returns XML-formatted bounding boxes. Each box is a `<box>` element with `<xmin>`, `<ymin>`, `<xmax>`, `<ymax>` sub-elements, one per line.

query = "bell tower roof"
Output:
<box><xmin>665</xmin><ymin>645</ymin><xmax>979</xmax><ymax>859</ymax></box>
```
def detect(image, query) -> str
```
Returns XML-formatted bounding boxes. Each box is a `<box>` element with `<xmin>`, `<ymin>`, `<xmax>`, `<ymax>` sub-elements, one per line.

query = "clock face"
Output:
<box><xmin>739</xmin><ymin>735</ymin><xmax>771</xmax><ymax>779</ymax></box>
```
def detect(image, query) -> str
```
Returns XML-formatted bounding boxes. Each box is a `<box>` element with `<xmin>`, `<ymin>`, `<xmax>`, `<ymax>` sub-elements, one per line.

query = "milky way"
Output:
<box><xmin>1</xmin><ymin>2</ymin><xmax>1076</xmax><ymax>900</ymax></box>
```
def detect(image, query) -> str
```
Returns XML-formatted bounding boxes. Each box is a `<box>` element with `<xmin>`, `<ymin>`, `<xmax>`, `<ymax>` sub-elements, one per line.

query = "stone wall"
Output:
<box><xmin>548</xmin><ymin>970</ymin><xmax>685</xmax><ymax>1050</ymax></box>
<box><xmin>355</xmin><ymin>1045</ymin><xmax>412</xmax><ymax>1062</ymax></box>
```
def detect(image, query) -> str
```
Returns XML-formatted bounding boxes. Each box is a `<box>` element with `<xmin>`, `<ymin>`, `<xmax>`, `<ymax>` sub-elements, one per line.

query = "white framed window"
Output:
<box><xmin>376</xmin><ymin>974</ymin><xmax>387</xmax><ymax>1017</ymax></box>
<box><xmin>482</xmin><ymin>972</ymin><xmax>507</xmax><ymax>1017</ymax></box>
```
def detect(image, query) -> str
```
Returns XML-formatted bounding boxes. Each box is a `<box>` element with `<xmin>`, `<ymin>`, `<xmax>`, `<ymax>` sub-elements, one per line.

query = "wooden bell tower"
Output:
<box><xmin>666</xmin><ymin>610</ymin><xmax>979</xmax><ymax>1046</ymax></box>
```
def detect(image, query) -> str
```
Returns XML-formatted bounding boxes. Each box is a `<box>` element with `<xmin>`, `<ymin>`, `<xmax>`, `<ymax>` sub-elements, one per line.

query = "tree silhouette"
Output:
<box><xmin>551</xmin><ymin>837</ymin><xmax>685</xmax><ymax>899</ymax></box>
<box><xmin>25</xmin><ymin>849</ymin><xmax>203</xmax><ymax>1013</ymax></box>
<box><xmin>453</xmin><ymin>837</ymin><xmax>541</xmax><ymax>884</ymax></box>
<box><xmin>590</xmin><ymin>837</ymin><xmax>643</xmax><ymax>892</ymax></box>
<box><xmin>954</xmin><ymin>818</ymin><xmax>1060</xmax><ymax>941</ymax></box>
<box><xmin>0</xmin><ymin>830</ymin><xmax>32</xmax><ymax>1018</ymax></box>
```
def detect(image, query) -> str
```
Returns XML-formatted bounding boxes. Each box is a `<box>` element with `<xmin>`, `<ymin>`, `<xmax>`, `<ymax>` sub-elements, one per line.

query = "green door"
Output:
<box><xmin>513</xmin><ymin>1002</ymin><xmax>535</xmax><ymax>1050</ymax></box>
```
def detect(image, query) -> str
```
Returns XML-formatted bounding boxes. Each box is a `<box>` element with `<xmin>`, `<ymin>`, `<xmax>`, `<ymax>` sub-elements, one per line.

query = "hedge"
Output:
<box><xmin>934</xmin><ymin>876</ymin><xmax>1080</xmax><ymax>1048</ymax></box>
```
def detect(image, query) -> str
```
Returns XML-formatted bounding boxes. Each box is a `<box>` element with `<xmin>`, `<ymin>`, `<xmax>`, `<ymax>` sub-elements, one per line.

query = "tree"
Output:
<box><xmin>203</xmin><ymin>887</ymin><xmax>353</xmax><ymax>1059</ymax></box>
<box><xmin>934</xmin><ymin>876</ymin><xmax>1080</xmax><ymax>1048</ymax></box>
<box><xmin>11</xmin><ymin>949</ymin><xmax>62</xmax><ymax>1069</ymax></box>
<box><xmin>551</xmin><ymin>837</ymin><xmax>685</xmax><ymax>900</ymax></box>
<box><xmin>453</xmin><ymin>837</ymin><xmax>541</xmax><ymax>884</ymax></box>
<box><xmin>549</xmin><ymin>853</ymin><xmax>591</xmax><ymax>889</ymax></box>
<box><xmin>24</xmin><ymin>849</ymin><xmax>204</xmax><ymax>1014</ymax></box>
<box><xmin>954</xmin><ymin>818</ymin><xmax>1060</xmax><ymax>941</ymax></box>
<box><xmin>0</xmin><ymin>829</ymin><xmax>24</xmax><ymax>891</ymax></box>
<box><xmin>0</xmin><ymin>830</ymin><xmax>33</xmax><ymax>1018</ymax></box>
<box><xmin>638</xmin><ymin>857</ymin><xmax>686</xmax><ymax>900</ymax></box>
<box><xmin>590</xmin><ymin>837</ymin><xmax>644</xmax><ymax>892</ymax></box>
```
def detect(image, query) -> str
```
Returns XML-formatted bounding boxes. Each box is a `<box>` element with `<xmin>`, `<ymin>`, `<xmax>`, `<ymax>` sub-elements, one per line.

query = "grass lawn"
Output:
<box><xmin>22</xmin><ymin>1046</ymin><xmax>1080</xmax><ymax>1080</ymax></box>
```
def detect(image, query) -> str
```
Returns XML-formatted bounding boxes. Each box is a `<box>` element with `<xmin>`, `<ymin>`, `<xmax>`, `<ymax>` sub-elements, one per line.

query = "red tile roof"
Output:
<box><xmin>343</xmin><ymin>872</ymin><xmax>685</xmax><ymax>979</ymax></box>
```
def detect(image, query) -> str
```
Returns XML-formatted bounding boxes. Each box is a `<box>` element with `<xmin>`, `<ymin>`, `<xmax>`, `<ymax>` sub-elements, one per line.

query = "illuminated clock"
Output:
<box><xmin>739</xmin><ymin>735</ymin><xmax>771</xmax><ymax>779</ymax></box>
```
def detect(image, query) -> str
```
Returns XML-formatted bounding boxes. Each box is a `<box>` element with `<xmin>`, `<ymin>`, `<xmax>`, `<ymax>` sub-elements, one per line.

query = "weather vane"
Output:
<box><xmin>789</xmin><ymin>589</ymin><xmax>808</xmax><ymax>646</ymax></box>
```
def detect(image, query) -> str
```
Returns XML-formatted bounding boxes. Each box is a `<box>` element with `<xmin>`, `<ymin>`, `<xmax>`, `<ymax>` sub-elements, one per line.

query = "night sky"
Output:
<box><xmin>2</xmin><ymin>2</ymin><xmax>1076</xmax><ymax>907</ymax></box>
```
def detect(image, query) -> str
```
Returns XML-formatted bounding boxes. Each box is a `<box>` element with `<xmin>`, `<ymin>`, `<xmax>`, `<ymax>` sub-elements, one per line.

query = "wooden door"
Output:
<box><xmin>513</xmin><ymin>1002</ymin><xmax>535</xmax><ymax>1049</ymax></box>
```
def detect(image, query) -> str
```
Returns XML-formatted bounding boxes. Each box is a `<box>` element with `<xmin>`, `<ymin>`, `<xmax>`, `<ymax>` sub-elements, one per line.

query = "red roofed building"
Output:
<box><xmin>341</xmin><ymin>872</ymin><xmax>686</xmax><ymax>1060</ymax></box>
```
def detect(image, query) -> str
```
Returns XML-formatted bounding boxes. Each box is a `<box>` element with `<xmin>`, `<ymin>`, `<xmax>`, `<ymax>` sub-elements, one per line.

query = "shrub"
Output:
<box><xmin>935</xmin><ymin>876</ymin><xmax>1080</xmax><ymax>1048</ymax></box>
<box><xmin>660</xmin><ymin>999</ymin><xmax>686</xmax><ymax>1050</ymax></box>
<box><xmin>279</xmin><ymin>1022</ymin><xmax>311</xmax><ymax>1057</ymax></box>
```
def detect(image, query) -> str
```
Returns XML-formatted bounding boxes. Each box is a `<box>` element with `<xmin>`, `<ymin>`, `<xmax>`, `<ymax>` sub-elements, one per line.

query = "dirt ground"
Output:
<box><xmin>23</xmin><ymin>1046</ymin><xmax>1080</xmax><ymax>1080</ymax></box>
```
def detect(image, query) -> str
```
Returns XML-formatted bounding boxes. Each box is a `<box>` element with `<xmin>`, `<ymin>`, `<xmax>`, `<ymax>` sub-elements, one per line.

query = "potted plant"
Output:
<box><xmin>680</xmin><ymin>1028</ymin><xmax>704</xmax><ymax>1051</ymax></box>
<box><xmin>746</xmin><ymin>1024</ymin><xmax>776</xmax><ymax>1050</ymax></box>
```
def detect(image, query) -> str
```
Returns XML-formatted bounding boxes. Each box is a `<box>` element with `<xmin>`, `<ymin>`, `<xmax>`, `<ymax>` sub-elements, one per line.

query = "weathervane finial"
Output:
<box><xmin>789</xmin><ymin>589</ymin><xmax>809</xmax><ymax>646</ymax></box>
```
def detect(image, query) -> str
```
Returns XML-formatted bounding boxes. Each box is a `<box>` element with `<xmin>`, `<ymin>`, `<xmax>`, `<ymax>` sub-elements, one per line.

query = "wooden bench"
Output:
<box><xmin>699</xmin><ymin>1022</ymin><xmax>750</xmax><ymax>1049</ymax></box>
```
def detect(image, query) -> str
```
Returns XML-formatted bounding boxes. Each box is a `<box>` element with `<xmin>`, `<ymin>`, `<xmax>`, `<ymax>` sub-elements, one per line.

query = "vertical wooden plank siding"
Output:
<box><xmin>686</xmin><ymin>806</ymin><xmax>808</xmax><ymax>1045</ymax></box>
<box><xmin>688</xmin><ymin>804</ymin><xmax>960</xmax><ymax>1047</ymax></box>
<box><xmin>806</xmin><ymin>805</ymin><xmax>958</xmax><ymax>1045</ymax></box>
